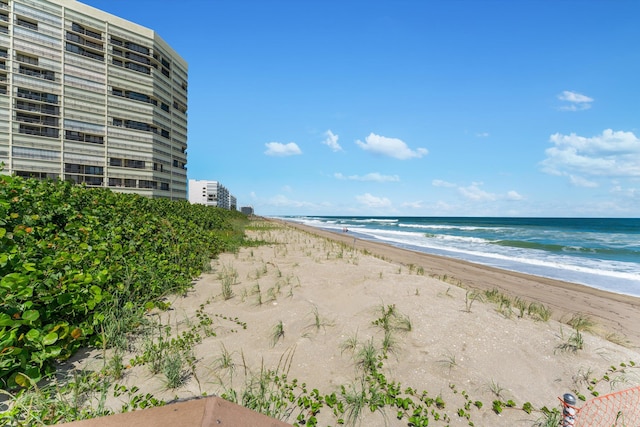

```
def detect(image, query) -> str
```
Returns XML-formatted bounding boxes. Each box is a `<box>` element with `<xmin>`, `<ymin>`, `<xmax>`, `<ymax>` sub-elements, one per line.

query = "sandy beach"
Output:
<box><xmin>72</xmin><ymin>219</ymin><xmax>640</xmax><ymax>426</ymax></box>
<box><xmin>280</xmin><ymin>220</ymin><xmax>640</xmax><ymax>347</ymax></box>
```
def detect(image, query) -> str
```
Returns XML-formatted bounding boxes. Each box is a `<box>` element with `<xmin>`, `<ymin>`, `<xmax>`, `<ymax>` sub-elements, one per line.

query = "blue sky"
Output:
<box><xmin>83</xmin><ymin>0</ymin><xmax>640</xmax><ymax>217</ymax></box>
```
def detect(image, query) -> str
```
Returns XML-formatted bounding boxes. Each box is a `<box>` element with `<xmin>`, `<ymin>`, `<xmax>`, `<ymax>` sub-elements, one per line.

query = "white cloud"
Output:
<box><xmin>334</xmin><ymin>172</ymin><xmax>399</xmax><ymax>182</ymax></box>
<box><xmin>458</xmin><ymin>182</ymin><xmax>497</xmax><ymax>201</ymax></box>
<box><xmin>476</xmin><ymin>132</ymin><xmax>490</xmax><ymax>138</ymax></box>
<box><xmin>322</xmin><ymin>130</ymin><xmax>342</xmax><ymax>152</ymax></box>
<box><xmin>557</xmin><ymin>90</ymin><xmax>593</xmax><ymax>111</ymax></box>
<box><xmin>264</xmin><ymin>142</ymin><xmax>302</xmax><ymax>156</ymax></box>
<box><xmin>432</xmin><ymin>179</ymin><xmax>456</xmax><ymax>188</ymax></box>
<box><xmin>541</xmin><ymin>129</ymin><xmax>640</xmax><ymax>178</ymax></box>
<box><xmin>356</xmin><ymin>133</ymin><xmax>428</xmax><ymax>160</ymax></box>
<box><xmin>506</xmin><ymin>190</ymin><xmax>524</xmax><ymax>200</ymax></box>
<box><xmin>355</xmin><ymin>193</ymin><xmax>392</xmax><ymax>208</ymax></box>
<box><xmin>435</xmin><ymin>180</ymin><xmax>524</xmax><ymax>203</ymax></box>
<box><xmin>569</xmin><ymin>175</ymin><xmax>598</xmax><ymax>188</ymax></box>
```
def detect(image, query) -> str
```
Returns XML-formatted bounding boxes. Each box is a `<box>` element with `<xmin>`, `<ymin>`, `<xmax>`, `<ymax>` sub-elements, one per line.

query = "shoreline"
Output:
<box><xmin>274</xmin><ymin>218</ymin><xmax>640</xmax><ymax>348</ymax></box>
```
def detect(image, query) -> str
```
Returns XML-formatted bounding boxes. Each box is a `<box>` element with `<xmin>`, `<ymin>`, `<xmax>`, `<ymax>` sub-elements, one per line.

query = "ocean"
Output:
<box><xmin>278</xmin><ymin>216</ymin><xmax>640</xmax><ymax>298</ymax></box>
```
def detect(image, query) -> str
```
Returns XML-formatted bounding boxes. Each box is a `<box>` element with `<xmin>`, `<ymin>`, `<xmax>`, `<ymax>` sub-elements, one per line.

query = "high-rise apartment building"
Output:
<box><xmin>188</xmin><ymin>179</ymin><xmax>235</xmax><ymax>210</ymax></box>
<box><xmin>0</xmin><ymin>0</ymin><xmax>188</xmax><ymax>199</ymax></box>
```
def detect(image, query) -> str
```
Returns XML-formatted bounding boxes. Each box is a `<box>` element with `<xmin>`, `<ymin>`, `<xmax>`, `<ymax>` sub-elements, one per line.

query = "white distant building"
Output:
<box><xmin>188</xmin><ymin>179</ymin><xmax>235</xmax><ymax>210</ymax></box>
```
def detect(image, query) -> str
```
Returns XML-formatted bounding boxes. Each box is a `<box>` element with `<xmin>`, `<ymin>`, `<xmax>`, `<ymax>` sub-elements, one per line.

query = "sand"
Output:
<box><xmin>72</xmin><ymin>219</ymin><xmax>640</xmax><ymax>426</ymax></box>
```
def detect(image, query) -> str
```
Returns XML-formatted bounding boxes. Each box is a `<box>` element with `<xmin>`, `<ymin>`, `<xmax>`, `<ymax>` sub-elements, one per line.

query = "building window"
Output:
<box><xmin>64</xmin><ymin>164</ymin><xmax>104</xmax><ymax>186</ymax></box>
<box><xmin>124</xmin><ymin>159</ymin><xmax>145</xmax><ymax>169</ymax></box>
<box><xmin>17</xmin><ymin>88</ymin><xmax>58</xmax><ymax>104</ymax></box>
<box><xmin>19</xmin><ymin>64</ymin><xmax>54</xmax><ymax>81</ymax></box>
<box><xmin>124</xmin><ymin>41</ymin><xmax>149</xmax><ymax>55</ymax></box>
<box><xmin>138</xmin><ymin>180</ymin><xmax>157</xmax><ymax>189</ymax></box>
<box><xmin>126</xmin><ymin>51</ymin><xmax>150</xmax><ymax>65</ymax></box>
<box><xmin>16</xmin><ymin>17</ymin><xmax>38</xmax><ymax>31</ymax></box>
<box><xmin>16</xmin><ymin>53</ymin><xmax>38</xmax><ymax>65</ymax></box>
<box><xmin>16</xmin><ymin>100</ymin><xmax>59</xmax><ymax>115</ymax></box>
<box><xmin>16</xmin><ymin>111</ymin><xmax>58</xmax><ymax>126</ymax></box>
<box><xmin>111</xmin><ymin>87</ymin><xmax>158</xmax><ymax>105</ymax></box>
<box><xmin>66</xmin><ymin>42</ymin><xmax>104</xmax><ymax>61</ymax></box>
<box><xmin>125</xmin><ymin>120</ymin><xmax>150</xmax><ymax>132</ymax></box>
<box><xmin>15</xmin><ymin>171</ymin><xmax>58</xmax><ymax>180</ymax></box>
<box><xmin>71</xmin><ymin>22</ymin><xmax>102</xmax><ymax>40</ymax></box>
<box><xmin>85</xmin><ymin>166</ymin><xmax>103</xmax><ymax>175</ymax></box>
<box><xmin>18</xmin><ymin>124</ymin><xmax>57</xmax><ymax>138</ymax></box>
<box><xmin>109</xmin><ymin>158</ymin><xmax>122</xmax><ymax>167</ymax></box>
<box><xmin>124</xmin><ymin>61</ymin><xmax>150</xmax><ymax>74</ymax></box>
<box><xmin>124</xmin><ymin>179</ymin><xmax>136</xmax><ymax>187</ymax></box>
<box><xmin>65</xmin><ymin>130</ymin><xmax>103</xmax><ymax>144</ymax></box>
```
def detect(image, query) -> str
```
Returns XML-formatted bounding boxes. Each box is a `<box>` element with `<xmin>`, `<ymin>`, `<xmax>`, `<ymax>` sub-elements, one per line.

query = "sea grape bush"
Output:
<box><xmin>0</xmin><ymin>173</ymin><xmax>247</xmax><ymax>388</ymax></box>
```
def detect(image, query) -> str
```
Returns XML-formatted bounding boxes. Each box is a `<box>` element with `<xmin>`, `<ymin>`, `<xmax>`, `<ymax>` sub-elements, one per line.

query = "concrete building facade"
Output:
<box><xmin>188</xmin><ymin>179</ymin><xmax>235</xmax><ymax>210</ymax></box>
<box><xmin>0</xmin><ymin>0</ymin><xmax>188</xmax><ymax>199</ymax></box>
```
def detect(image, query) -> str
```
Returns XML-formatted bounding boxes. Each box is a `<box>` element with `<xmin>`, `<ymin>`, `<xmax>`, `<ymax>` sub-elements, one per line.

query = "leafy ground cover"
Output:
<box><xmin>0</xmin><ymin>173</ymin><xmax>247</xmax><ymax>389</ymax></box>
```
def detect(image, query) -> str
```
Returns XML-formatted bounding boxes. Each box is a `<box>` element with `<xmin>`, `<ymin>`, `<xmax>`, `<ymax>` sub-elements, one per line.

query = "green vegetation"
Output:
<box><xmin>0</xmin><ymin>173</ymin><xmax>247</xmax><ymax>389</ymax></box>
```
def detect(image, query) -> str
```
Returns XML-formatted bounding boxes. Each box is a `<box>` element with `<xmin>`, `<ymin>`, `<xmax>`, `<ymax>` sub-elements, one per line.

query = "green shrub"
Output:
<box><xmin>0</xmin><ymin>174</ymin><xmax>248</xmax><ymax>388</ymax></box>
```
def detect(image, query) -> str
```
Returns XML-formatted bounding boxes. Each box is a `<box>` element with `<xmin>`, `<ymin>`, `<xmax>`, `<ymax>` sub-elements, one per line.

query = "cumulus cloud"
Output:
<box><xmin>557</xmin><ymin>90</ymin><xmax>593</xmax><ymax>111</ymax></box>
<box><xmin>334</xmin><ymin>172</ymin><xmax>399</xmax><ymax>182</ymax></box>
<box><xmin>355</xmin><ymin>193</ymin><xmax>392</xmax><ymax>208</ymax></box>
<box><xmin>356</xmin><ymin>133</ymin><xmax>428</xmax><ymax>160</ymax></box>
<box><xmin>264</xmin><ymin>142</ymin><xmax>302</xmax><ymax>156</ymax></box>
<box><xmin>541</xmin><ymin>129</ymin><xmax>640</xmax><ymax>179</ymax></box>
<box><xmin>322</xmin><ymin>130</ymin><xmax>342</xmax><ymax>152</ymax></box>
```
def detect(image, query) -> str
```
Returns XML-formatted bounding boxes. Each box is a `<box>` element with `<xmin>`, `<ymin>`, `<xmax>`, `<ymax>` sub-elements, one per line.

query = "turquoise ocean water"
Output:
<box><xmin>279</xmin><ymin>216</ymin><xmax>640</xmax><ymax>298</ymax></box>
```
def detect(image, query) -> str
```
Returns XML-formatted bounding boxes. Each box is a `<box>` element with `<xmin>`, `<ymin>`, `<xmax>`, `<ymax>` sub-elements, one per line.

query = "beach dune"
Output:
<box><xmin>74</xmin><ymin>220</ymin><xmax>640</xmax><ymax>426</ymax></box>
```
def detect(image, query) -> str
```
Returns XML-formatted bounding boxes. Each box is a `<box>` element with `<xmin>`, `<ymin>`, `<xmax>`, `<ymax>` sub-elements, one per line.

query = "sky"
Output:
<box><xmin>82</xmin><ymin>0</ymin><xmax>640</xmax><ymax>217</ymax></box>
